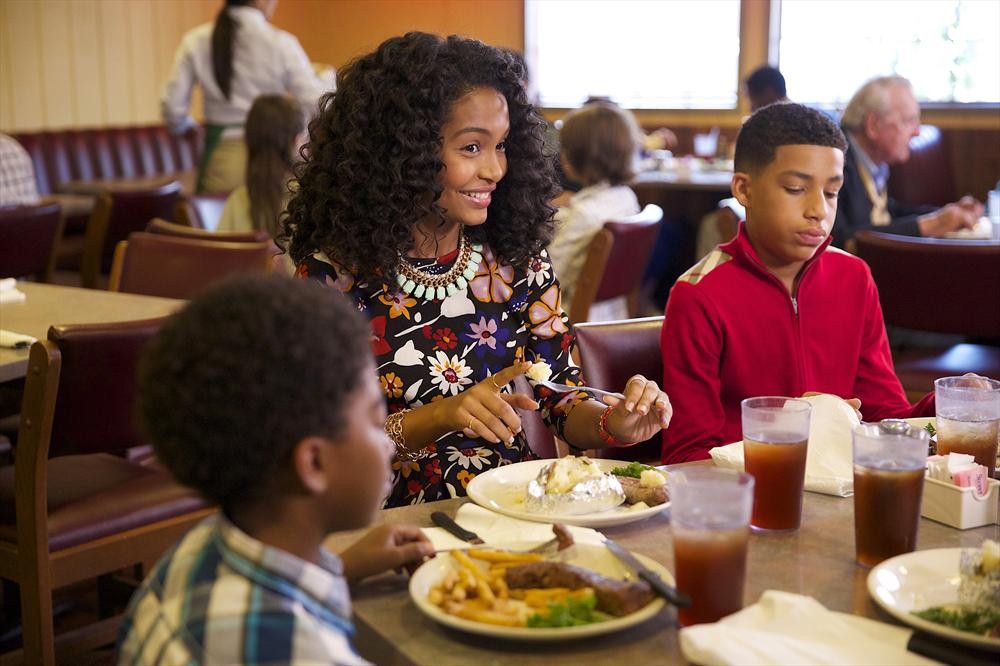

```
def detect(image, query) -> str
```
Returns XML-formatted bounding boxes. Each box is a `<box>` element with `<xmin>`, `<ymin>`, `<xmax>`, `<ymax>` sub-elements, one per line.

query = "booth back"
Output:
<box><xmin>12</xmin><ymin>125</ymin><xmax>203</xmax><ymax>196</ymax></box>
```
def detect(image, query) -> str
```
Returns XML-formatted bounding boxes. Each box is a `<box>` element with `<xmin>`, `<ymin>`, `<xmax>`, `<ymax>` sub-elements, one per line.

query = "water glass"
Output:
<box><xmin>935</xmin><ymin>377</ymin><xmax>1000</xmax><ymax>478</ymax></box>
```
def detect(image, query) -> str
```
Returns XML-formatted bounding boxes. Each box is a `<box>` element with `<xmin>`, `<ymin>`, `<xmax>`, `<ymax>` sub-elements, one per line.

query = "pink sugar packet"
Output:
<box><xmin>951</xmin><ymin>464</ymin><xmax>989</xmax><ymax>498</ymax></box>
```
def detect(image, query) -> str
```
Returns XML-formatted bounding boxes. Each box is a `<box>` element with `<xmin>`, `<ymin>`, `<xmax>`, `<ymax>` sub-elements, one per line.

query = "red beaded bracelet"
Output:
<box><xmin>598</xmin><ymin>405</ymin><xmax>631</xmax><ymax>447</ymax></box>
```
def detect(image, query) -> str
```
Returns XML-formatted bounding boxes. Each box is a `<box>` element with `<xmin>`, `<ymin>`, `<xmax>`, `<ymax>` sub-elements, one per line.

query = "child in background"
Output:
<box><xmin>660</xmin><ymin>103</ymin><xmax>935</xmax><ymax>464</ymax></box>
<box><xmin>218</xmin><ymin>94</ymin><xmax>306</xmax><ymax>273</ymax></box>
<box><xmin>547</xmin><ymin>102</ymin><xmax>641</xmax><ymax>308</ymax></box>
<box><xmin>118</xmin><ymin>275</ymin><xmax>432</xmax><ymax>664</ymax></box>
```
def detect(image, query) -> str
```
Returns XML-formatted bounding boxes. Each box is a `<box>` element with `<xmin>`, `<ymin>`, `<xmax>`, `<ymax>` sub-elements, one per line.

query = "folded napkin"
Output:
<box><xmin>710</xmin><ymin>394</ymin><xmax>860</xmax><ymax>497</ymax></box>
<box><xmin>422</xmin><ymin>503</ymin><xmax>605</xmax><ymax>551</ymax></box>
<box><xmin>679</xmin><ymin>590</ymin><xmax>938</xmax><ymax>666</ymax></box>
<box><xmin>0</xmin><ymin>330</ymin><xmax>36</xmax><ymax>349</ymax></box>
<box><xmin>0</xmin><ymin>278</ymin><xmax>26</xmax><ymax>305</ymax></box>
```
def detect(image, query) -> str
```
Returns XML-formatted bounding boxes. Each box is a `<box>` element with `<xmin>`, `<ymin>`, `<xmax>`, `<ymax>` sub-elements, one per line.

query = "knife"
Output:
<box><xmin>906</xmin><ymin>630</ymin><xmax>998</xmax><ymax>666</ymax></box>
<box><xmin>604</xmin><ymin>537</ymin><xmax>691</xmax><ymax>608</ymax></box>
<box><xmin>431</xmin><ymin>511</ymin><xmax>484</xmax><ymax>544</ymax></box>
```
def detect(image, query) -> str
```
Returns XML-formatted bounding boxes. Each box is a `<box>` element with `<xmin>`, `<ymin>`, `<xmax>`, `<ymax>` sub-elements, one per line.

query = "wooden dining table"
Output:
<box><xmin>0</xmin><ymin>282</ymin><xmax>183</xmax><ymax>383</ymax></box>
<box><xmin>324</xmin><ymin>485</ymin><xmax>997</xmax><ymax>665</ymax></box>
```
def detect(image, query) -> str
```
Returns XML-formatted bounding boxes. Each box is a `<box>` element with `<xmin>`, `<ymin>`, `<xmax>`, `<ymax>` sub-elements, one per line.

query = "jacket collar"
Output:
<box><xmin>722</xmin><ymin>221</ymin><xmax>833</xmax><ymax>281</ymax></box>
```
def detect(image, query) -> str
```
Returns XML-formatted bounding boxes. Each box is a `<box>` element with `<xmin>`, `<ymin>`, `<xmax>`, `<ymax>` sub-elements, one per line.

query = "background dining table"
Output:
<box><xmin>324</xmin><ymin>477</ymin><xmax>997</xmax><ymax>666</ymax></box>
<box><xmin>0</xmin><ymin>282</ymin><xmax>183</xmax><ymax>383</ymax></box>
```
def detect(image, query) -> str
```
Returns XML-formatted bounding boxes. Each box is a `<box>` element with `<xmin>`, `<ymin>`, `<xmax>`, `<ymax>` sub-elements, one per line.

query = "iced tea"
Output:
<box><xmin>673</xmin><ymin>525</ymin><xmax>749</xmax><ymax>626</ymax></box>
<box><xmin>853</xmin><ymin>463</ymin><xmax>924</xmax><ymax>567</ymax></box>
<box><xmin>744</xmin><ymin>435</ymin><xmax>808</xmax><ymax>530</ymax></box>
<box><xmin>936</xmin><ymin>416</ymin><xmax>1000</xmax><ymax>478</ymax></box>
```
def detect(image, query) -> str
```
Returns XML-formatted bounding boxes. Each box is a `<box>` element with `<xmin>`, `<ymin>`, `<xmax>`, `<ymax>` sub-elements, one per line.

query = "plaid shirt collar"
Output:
<box><xmin>216</xmin><ymin>514</ymin><xmax>355</xmax><ymax>632</ymax></box>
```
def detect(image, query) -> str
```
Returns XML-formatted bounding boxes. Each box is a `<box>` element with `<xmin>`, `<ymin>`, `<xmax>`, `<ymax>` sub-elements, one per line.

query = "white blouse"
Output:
<box><xmin>161</xmin><ymin>6</ymin><xmax>332</xmax><ymax>138</ymax></box>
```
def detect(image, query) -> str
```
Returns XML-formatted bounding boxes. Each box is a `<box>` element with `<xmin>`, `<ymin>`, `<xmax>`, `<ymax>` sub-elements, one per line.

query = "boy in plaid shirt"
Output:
<box><xmin>118</xmin><ymin>276</ymin><xmax>432</xmax><ymax>665</ymax></box>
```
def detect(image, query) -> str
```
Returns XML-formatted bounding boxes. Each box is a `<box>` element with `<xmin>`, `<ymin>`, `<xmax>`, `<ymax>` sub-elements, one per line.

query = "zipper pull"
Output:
<box><xmin>791</xmin><ymin>296</ymin><xmax>799</xmax><ymax>316</ymax></box>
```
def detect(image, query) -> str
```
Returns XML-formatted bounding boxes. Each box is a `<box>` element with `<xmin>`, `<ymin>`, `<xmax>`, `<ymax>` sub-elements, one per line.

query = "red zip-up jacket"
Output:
<box><xmin>660</xmin><ymin>223</ymin><xmax>934</xmax><ymax>463</ymax></box>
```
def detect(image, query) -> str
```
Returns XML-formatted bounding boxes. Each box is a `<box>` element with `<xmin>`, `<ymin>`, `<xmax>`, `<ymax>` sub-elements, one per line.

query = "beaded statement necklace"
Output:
<box><xmin>396</xmin><ymin>228</ymin><xmax>483</xmax><ymax>302</ymax></box>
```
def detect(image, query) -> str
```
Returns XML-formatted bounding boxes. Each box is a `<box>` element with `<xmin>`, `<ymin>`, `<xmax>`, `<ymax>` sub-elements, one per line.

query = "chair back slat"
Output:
<box><xmin>46</xmin><ymin>318</ymin><xmax>166</xmax><ymax>457</ymax></box>
<box><xmin>855</xmin><ymin>230</ymin><xmax>1000</xmax><ymax>337</ymax></box>
<box><xmin>575</xmin><ymin>316</ymin><xmax>665</xmax><ymax>462</ymax></box>
<box><xmin>0</xmin><ymin>202</ymin><xmax>63</xmax><ymax>280</ymax></box>
<box><xmin>112</xmin><ymin>232</ymin><xmax>274</xmax><ymax>300</ymax></box>
<box><xmin>147</xmin><ymin>217</ymin><xmax>269</xmax><ymax>243</ymax></box>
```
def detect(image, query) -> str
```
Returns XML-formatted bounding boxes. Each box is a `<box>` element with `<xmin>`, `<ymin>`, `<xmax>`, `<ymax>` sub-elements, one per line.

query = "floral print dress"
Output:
<box><xmin>297</xmin><ymin>244</ymin><xmax>597</xmax><ymax>507</ymax></box>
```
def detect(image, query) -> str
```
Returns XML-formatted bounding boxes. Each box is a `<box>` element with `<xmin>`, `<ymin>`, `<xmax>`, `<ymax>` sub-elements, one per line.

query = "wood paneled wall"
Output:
<box><xmin>0</xmin><ymin>0</ymin><xmax>216</xmax><ymax>132</ymax></box>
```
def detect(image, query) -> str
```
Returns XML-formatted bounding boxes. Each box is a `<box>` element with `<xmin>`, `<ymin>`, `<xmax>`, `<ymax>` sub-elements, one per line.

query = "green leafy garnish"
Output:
<box><xmin>913</xmin><ymin>605</ymin><xmax>1000</xmax><ymax>636</ymax></box>
<box><xmin>527</xmin><ymin>593</ymin><xmax>604</xmax><ymax>627</ymax></box>
<box><xmin>924</xmin><ymin>422</ymin><xmax>937</xmax><ymax>436</ymax></box>
<box><xmin>610</xmin><ymin>462</ymin><xmax>655</xmax><ymax>479</ymax></box>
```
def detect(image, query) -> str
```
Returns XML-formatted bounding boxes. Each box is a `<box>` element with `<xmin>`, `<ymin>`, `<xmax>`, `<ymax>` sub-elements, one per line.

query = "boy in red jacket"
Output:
<box><xmin>660</xmin><ymin>103</ymin><xmax>934</xmax><ymax>463</ymax></box>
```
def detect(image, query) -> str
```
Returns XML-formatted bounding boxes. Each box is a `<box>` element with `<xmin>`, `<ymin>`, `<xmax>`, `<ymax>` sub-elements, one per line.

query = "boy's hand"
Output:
<box><xmin>339</xmin><ymin>524</ymin><xmax>434</xmax><ymax>583</ymax></box>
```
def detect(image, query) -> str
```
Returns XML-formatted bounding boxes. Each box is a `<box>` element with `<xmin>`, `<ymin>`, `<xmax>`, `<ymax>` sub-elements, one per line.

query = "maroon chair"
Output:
<box><xmin>109</xmin><ymin>232</ymin><xmax>274</xmax><ymax>300</ymax></box>
<box><xmin>77</xmin><ymin>180</ymin><xmax>182</xmax><ymax>288</ymax></box>
<box><xmin>174</xmin><ymin>194</ymin><xmax>228</xmax><ymax>231</ymax></box>
<box><xmin>0</xmin><ymin>202</ymin><xmax>63</xmax><ymax>281</ymax></box>
<box><xmin>855</xmin><ymin>230</ymin><xmax>1000</xmax><ymax>397</ymax></box>
<box><xmin>567</xmin><ymin>204</ymin><xmax>663</xmax><ymax>323</ymax></box>
<box><xmin>512</xmin><ymin>375</ymin><xmax>562</xmax><ymax>459</ymax></box>
<box><xmin>146</xmin><ymin>217</ymin><xmax>269</xmax><ymax>243</ymax></box>
<box><xmin>575</xmin><ymin>316</ymin><xmax>665</xmax><ymax>462</ymax></box>
<box><xmin>0</xmin><ymin>319</ymin><xmax>213</xmax><ymax>664</ymax></box>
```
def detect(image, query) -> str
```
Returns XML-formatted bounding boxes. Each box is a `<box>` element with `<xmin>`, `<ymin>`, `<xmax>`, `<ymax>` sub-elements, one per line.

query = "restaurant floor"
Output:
<box><xmin>0</xmin><ymin>573</ymin><xmax>135</xmax><ymax>664</ymax></box>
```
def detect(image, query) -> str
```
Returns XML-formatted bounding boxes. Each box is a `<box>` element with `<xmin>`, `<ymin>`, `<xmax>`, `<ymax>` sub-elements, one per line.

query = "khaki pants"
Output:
<box><xmin>201</xmin><ymin>138</ymin><xmax>247</xmax><ymax>194</ymax></box>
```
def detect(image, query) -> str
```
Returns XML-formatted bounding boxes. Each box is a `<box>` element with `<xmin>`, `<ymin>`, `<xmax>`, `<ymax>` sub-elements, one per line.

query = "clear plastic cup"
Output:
<box><xmin>670</xmin><ymin>468</ymin><xmax>754</xmax><ymax>626</ymax></box>
<box><xmin>852</xmin><ymin>420</ymin><xmax>929</xmax><ymax>567</ymax></box>
<box><xmin>935</xmin><ymin>377</ymin><xmax>1000</xmax><ymax>478</ymax></box>
<box><xmin>741</xmin><ymin>397</ymin><xmax>811</xmax><ymax>530</ymax></box>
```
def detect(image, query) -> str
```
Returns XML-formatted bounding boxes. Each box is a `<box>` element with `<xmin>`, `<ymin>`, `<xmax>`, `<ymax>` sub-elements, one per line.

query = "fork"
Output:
<box><xmin>532</xmin><ymin>379</ymin><xmax>623</xmax><ymax>402</ymax></box>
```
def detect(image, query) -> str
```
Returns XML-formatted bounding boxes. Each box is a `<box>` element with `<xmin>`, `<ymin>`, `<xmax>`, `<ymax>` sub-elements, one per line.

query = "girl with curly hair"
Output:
<box><xmin>285</xmin><ymin>32</ymin><xmax>672</xmax><ymax>507</ymax></box>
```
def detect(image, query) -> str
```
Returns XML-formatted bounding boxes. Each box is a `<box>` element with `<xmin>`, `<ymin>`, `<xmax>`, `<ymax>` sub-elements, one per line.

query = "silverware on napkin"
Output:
<box><xmin>604</xmin><ymin>537</ymin><xmax>691</xmax><ymax>608</ymax></box>
<box><xmin>431</xmin><ymin>511</ymin><xmax>484</xmax><ymax>544</ymax></box>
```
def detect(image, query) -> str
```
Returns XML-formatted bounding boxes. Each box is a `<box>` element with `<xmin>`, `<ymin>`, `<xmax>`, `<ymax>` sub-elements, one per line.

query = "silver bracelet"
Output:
<box><xmin>385</xmin><ymin>409</ymin><xmax>420</xmax><ymax>461</ymax></box>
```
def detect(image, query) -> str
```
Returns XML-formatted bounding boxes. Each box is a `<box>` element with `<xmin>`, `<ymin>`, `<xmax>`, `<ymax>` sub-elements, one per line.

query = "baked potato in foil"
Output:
<box><xmin>524</xmin><ymin>456</ymin><xmax>626</xmax><ymax>515</ymax></box>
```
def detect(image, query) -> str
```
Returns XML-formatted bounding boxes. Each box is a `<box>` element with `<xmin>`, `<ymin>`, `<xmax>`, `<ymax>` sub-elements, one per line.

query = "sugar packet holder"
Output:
<box><xmin>922</xmin><ymin>454</ymin><xmax>999</xmax><ymax>529</ymax></box>
<box><xmin>925</xmin><ymin>453</ymin><xmax>989</xmax><ymax>498</ymax></box>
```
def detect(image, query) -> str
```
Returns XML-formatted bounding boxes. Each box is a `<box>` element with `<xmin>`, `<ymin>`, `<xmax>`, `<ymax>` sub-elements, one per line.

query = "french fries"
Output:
<box><xmin>427</xmin><ymin>549</ymin><xmax>595</xmax><ymax>628</ymax></box>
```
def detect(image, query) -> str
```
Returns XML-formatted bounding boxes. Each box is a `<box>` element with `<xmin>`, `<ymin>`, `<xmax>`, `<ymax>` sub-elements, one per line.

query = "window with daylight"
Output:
<box><xmin>778</xmin><ymin>0</ymin><xmax>1000</xmax><ymax>106</ymax></box>
<box><xmin>525</xmin><ymin>0</ymin><xmax>741</xmax><ymax>109</ymax></box>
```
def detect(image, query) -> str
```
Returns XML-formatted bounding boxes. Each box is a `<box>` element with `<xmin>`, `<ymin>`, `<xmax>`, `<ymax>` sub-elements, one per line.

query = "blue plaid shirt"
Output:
<box><xmin>117</xmin><ymin>514</ymin><xmax>369</xmax><ymax>665</ymax></box>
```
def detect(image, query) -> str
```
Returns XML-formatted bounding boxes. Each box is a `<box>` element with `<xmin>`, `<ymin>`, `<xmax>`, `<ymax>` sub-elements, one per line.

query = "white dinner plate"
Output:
<box><xmin>409</xmin><ymin>542</ymin><xmax>668</xmax><ymax>641</ymax></box>
<box><xmin>867</xmin><ymin>548</ymin><xmax>1000</xmax><ymax>652</ymax></box>
<box><xmin>466</xmin><ymin>458</ymin><xmax>669</xmax><ymax>527</ymax></box>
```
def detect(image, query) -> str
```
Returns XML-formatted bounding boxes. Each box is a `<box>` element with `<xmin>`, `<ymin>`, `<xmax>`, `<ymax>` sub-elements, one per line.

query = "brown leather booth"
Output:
<box><xmin>11</xmin><ymin>125</ymin><xmax>202</xmax><ymax>233</ymax></box>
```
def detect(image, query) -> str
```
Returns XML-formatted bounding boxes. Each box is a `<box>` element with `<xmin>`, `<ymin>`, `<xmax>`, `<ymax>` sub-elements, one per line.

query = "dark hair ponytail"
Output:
<box><xmin>211</xmin><ymin>1</ymin><xmax>251</xmax><ymax>100</ymax></box>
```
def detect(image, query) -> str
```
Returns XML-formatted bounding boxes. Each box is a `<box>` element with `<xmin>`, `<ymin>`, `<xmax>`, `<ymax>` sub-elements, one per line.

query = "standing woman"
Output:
<box><xmin>161</xmin><ymin>0</ymin><xmax>330</xmax><ymax>194</ymax></box>
<box><xmin>285</xmin><ymin>33</ymin><xmax>672</xmax><ymax>507</ymax></box>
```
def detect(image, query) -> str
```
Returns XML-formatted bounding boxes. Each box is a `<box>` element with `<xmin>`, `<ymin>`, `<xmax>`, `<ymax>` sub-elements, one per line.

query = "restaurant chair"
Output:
<box><xmin>174</xmin><ymin>193</ymin><xmax>228</xmax><ymax>231</ymax></box>
<box><xmin>77</xmin><ymin>180</ymin><xmax>182</xmax><ymax>289</ymax></box>
<box><xmin>108</xmin><ymin>232</ymin><xmax>274</xmax><ymax>300</ymax></box>
<box><xmin>855</xmin><ymin>230</ymin><xmax>1000</xmax><ymax>398</ymax></box>
<box><xmin>511</xmin><ymin>375</ymin><xmax>566</xmax><ymax>459</ymax></box>
<box><xmin>567</xmin><ymin>205</ymin><xmax>663</xmax><ymax>324</ymax></box>
<box><xmin>575</xmin><ymin>316</ymin><xmax>665</xmax><ymax>463</ymax></box>
<box><xmin>0</xmin><ymin>202</ymin><xmax>64</xmax><ymax>282</ymax></box>
<box><xmin>888</xmin><ymin>125</ymin><xmax>956</xmax><ymax>208</ymax></box>
<box><xmin>146</xmin><ymin>217</ymin><xmax>270</xmax><ymax>243</ymax></box>
<box><xmin>0</xmin><ymin>319</ymin><xmax>214</xmax><ymax>665</ymax></box>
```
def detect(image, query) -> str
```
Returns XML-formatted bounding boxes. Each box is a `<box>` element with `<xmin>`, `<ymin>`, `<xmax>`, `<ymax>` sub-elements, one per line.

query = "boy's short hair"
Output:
<box><xmin>137</xmin><ymin>275</ymin><xmax>373</xmax><ymax>512</ymax></box>
<box><xmin>745</xmin><ymin>66</ymin><xmax>786</xmax><ymax>99</ymax></box>
<box><xmin>559</xmin><ymin>102</ymin><xmax>640</xmax><ymax>186</ymax></box>
<box><xmin>734</xmin><ymin>103</ymin><xmax>847</xmax><ymax>173</ymax></box>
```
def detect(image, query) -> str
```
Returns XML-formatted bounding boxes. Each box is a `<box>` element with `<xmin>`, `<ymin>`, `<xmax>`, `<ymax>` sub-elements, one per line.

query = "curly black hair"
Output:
<box><xmin>283</xmin><ymin>32</ymin><xmax>558</xmax><ymax>286</ymax></box>
<box><xmin>137</xmin><ymin>275</ymin><xmax>372</xmax><ymax>512</ymax></box>
<box><xmin>735</xmin><ymin>102</ymin><xmax>847</xmax><ymax>173</ymax></box>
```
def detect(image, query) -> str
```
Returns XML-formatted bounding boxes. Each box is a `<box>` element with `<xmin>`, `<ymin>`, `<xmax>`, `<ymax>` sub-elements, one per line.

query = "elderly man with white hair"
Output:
<box><xmin>832</xmin><ymin>75</ymin><xmax>983</xmax><ymax>248</ymax></box>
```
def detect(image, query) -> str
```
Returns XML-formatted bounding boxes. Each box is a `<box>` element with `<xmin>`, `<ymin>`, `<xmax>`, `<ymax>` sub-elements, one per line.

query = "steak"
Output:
<box><xmin>615</xmin><ymin>475</ymin><xmax>669</xmax><ymax>506</ymax></box>
<box><xmin>505</xmin><ymin>561</ymin><xmax>654</xmax><ymax>616</ymax></box>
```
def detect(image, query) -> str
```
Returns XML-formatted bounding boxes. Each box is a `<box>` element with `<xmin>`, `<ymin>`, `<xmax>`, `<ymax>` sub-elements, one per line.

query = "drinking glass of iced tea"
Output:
<box><xmin>935</xmin><ymin>377</ymin><xmax>1000</xmax><ymax>478</ymax></box>
<box><xmin>852</xmin><ymin>419</ymin><xmax>929</xmax><ymax>568</ymax></box>
<box><xmin>741</xmin><ymin>397</ymin><xmax>811</xmax><ymax>531</ymax></box>
<box><xmin>670</xmin><ymin>468</ymin><xmax>754</xmax><ymax>626</ymax></box>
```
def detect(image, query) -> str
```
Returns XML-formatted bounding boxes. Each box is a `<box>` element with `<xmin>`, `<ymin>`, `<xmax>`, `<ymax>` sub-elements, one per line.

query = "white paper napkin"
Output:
<box><xmin>710</xmin><ymin>394</ymin><xmax>860</xmax><ymax>497</ymax></box>
<box><xmin>0</xmin><ymin>278</ymin><xmax>26</xmax><ymax>305</ymax></box>
<box><xmin>422</xmin><ymin>503</ymin><xmax>605</xmax><ymax>551</ymax></box>
<box><xmin>0</xmin><ymin>329</ymin><xmax>36</xmax><ymax>349</ymax></box>
<box><xmin>679</xmin><ymin>590</ymin><xmax>937</xmax><ymax>666</ymax></box>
